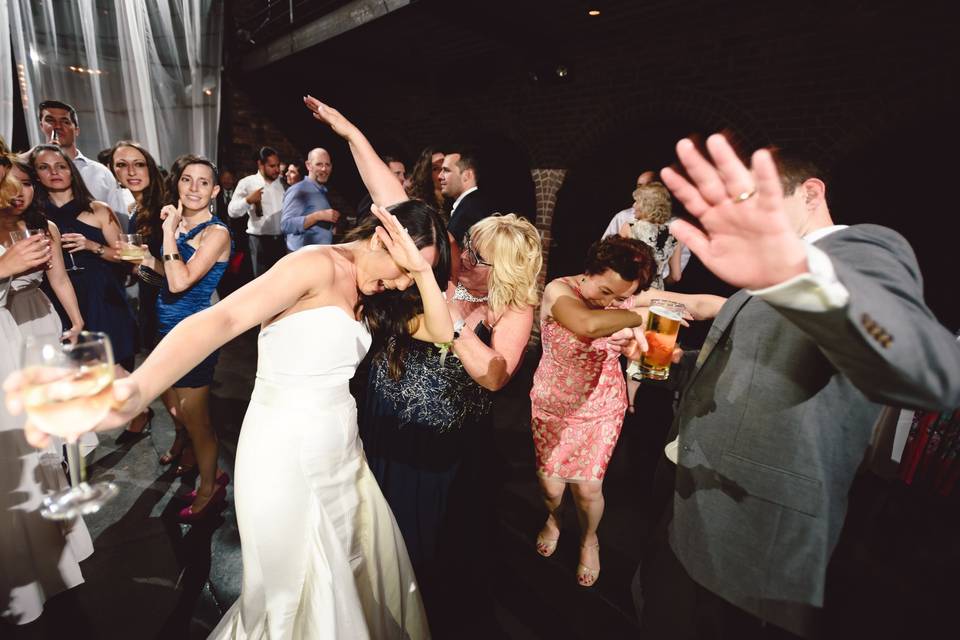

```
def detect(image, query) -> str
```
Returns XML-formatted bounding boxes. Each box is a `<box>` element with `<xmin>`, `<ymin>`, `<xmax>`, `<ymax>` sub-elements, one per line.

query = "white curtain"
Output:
<box><xmin>0</xmin><ymin>0</ymin><xmax>13</xmax><ymax>146</ymax></box>
<box><xmin>7</xmin><ymin>0</ymin><xmax>223</xmax><ymax>166</ymax></box>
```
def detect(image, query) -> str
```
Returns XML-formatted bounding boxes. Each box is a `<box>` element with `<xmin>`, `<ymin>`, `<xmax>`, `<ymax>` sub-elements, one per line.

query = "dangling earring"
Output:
<box><xmin>209</xmin><ymin>202</ymin><xmax>215</xmax><ymax>213</ymax></box>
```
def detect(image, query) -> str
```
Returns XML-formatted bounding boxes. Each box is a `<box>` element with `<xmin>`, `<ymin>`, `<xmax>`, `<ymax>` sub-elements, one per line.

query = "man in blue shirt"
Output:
<box><xmin>280</xmin><ymin>147</ymin><xmax>340</xmax><ymax>251</ymax></box>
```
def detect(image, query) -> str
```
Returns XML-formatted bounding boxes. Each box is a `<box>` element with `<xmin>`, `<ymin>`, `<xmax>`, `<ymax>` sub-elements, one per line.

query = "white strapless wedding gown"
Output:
<box><xmin>209</xmin><ymin>306</ymin><xmax>429</xmax><ymax>639</ymax></box>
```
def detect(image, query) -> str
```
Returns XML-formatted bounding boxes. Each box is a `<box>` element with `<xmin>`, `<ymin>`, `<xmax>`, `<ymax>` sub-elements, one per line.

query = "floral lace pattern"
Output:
<box><xmin>530</xmin><ymin>314</ymin><xmax>628</xmax><ymax>482</ymax></box>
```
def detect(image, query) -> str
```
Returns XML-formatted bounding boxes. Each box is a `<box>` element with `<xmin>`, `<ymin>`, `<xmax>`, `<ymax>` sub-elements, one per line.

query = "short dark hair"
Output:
<box><xmin>38</xmin><ymin>100</ymin><xmax>79</xmax><ymax>127</ymax></box>
<box><xmin>771</xmin><ymin>149</ymin><xmax>824</xmax><ymax>196</ymax></box>
<box><xmin>584</xmin><ymin>236</ymin><xmax>656</xmax><ymax>289</ymax></box>
<box><xmin>448</xmin><ymin>146</ymin><xmax>480</xmax><ymax>184</ymax></box>
<box><xmin>381</xmin><ymin>155</ymin><xmax>403</xmax><ymax>166</ymax></box>
<box><xmin>256</xmin><ymin>146</ymin><xmax>279</xmax><ymax>163</ymax></box>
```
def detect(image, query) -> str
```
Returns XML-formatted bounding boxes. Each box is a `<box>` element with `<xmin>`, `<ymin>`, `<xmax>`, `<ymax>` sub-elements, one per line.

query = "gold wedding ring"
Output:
<box><xmin>734</xmin><ymin>189</ymin><xmax>757</xmax><ymax>202</ymax></box>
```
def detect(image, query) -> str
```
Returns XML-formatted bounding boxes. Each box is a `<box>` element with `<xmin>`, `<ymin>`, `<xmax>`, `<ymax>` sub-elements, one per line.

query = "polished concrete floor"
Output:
<box><xmin>4</xmin><ymin>329</ymin><xmax>960</xmax><ymax>639</ymax></box>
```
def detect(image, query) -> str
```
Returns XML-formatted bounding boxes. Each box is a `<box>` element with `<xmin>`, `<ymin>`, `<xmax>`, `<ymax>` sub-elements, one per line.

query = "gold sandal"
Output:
<box><xmin>577</xmin><ymin>542</ymin><xmax>600</xmax><ymax>587</ymax></box>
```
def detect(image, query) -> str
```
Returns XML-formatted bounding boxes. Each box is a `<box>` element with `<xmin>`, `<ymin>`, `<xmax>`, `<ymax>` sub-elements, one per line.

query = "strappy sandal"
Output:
<box><xmin>577</xmin><ymin>542</ymin><xmax>600</xmax><ymax>587</ymax></box>
<box><xmin>536</xmin><ymin>512</ymin><xmax>562</xmax><ymax>557</ymax></box>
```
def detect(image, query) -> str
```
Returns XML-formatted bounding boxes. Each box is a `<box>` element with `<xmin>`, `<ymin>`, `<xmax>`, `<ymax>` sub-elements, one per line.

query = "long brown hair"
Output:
<box><xmin>346</xmin><ymin>199</ymin><xmax>450</xmax><ymax>380</ymax></box>
<box><xmin>109</xmin><ymin>141</ymin><xmax>167</xmax><ymax>241</ymax></box>
<box><xmin>27</xmin><ymin>144</ymin><xmax>95</xmax><ymax>213</ymax></box>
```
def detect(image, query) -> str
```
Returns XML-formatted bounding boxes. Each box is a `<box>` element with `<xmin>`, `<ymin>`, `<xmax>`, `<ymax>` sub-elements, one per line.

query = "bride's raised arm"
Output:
<box><xmin>303</xmin><ymin>95</ymin><xmax>407</xmax><ymax>208</ymax></box>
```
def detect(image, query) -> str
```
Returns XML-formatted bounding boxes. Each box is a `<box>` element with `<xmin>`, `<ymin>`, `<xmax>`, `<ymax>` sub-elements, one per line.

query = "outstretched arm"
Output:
<box><xmin>662</xmin><ymin>133</ymin><xmax>960</xmax><ymax>410</ymax></box>
<box><xmin>303</xmin><ymin>96</ymin><xmax>407</xmax><ymax>207</ymax></box>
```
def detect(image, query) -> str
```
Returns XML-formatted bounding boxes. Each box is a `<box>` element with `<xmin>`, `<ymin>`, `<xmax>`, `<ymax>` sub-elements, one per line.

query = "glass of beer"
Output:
<box><xmin>640</xmin><ymin>299</ymin><xmax>684</xmax><ymax>380</ymax></box>
<box><xmin>20</xmin><ymin>332</ymin><xmax>119</xmax><ymax>519</ymax></box>
<box><xmin>119</xmin><ymin>233</ymin><xmax>146</xmax><ymax>261</ymax></box>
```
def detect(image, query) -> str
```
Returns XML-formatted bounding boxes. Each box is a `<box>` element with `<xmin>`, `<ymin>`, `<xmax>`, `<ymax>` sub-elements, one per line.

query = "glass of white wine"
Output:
<box><xmin>21</xmin><ymin>332</ymin><xmax>119</xmax><ymax>520</ymax></box>
<box><xmin>119</xmin><ymin>233</ymin><xmax>146</xmax><ymax>261</ymax></box>
<box><xmin>9</xmin><ymin>228</ymin><xmax>52</xmax><ymax>270</ymax></box>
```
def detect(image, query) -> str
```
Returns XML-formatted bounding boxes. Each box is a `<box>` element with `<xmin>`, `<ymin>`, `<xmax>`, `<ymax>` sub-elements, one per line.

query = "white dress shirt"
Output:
<box><xmin>749</xmin><ymin>225</ymin><xmax>850</xmax><ymax>311</ymax></box>
<box><xmin>450</xmin><ymin>186</ymin><xmax>479</xmax><ymax>213</ymax></box>
<box><xmin>601</xmin><ymin>207</ymin><xmax>635</xmax><ymax>239</ymax></box>
<box><xmin>73</xmin><ymin>150</ymin><xmax>129</xmax><ymax>230</ymax></box>
<box><xmin>228</xmin><ymin>173</ymin><xmax>285</xmax><ymax>236</ymax></box>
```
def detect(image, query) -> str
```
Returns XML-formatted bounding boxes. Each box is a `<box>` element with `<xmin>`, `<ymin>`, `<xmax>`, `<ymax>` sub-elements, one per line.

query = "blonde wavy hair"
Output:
<box><xmin>467</xmin><ymin>213</ymin><xmax>543</xmax><ymax>316</ymax></box>
<box><xmin>0</xmin><ymin>156</ymin><xmax>21</xmax><ymax>209</ymax></box>
<box><xmin>631</xmin><ymin>182</ymin><xmax>672</xmax><ymax>225</ymax></box>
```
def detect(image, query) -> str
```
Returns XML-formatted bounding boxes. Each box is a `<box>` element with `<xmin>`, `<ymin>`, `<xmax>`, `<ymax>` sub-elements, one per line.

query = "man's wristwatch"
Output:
<box><xmin>453</xmin><ymin>318</ymin><xmax>466</xmax><ymax>340</ymax></box>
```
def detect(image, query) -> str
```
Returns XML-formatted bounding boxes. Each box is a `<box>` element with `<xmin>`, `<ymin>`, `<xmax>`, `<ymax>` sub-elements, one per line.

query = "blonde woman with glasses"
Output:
<box><xmin>359</xmin><ymin>213</ymin><xmax>542</xmax><ymax>637</ymax></box>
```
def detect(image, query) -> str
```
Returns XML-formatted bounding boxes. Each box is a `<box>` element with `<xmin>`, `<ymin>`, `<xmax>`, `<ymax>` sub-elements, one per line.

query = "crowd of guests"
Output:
<box><xmin>2</xmin><ymin>93</ymin><xmax>959</xmax><ymax>640</ymax></box>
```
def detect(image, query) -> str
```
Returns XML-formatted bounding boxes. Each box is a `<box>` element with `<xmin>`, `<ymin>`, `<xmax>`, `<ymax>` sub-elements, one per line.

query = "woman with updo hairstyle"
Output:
<box><xmin>360</xmin><ymin>212</ymin><xmax>542</xmax><ymax>634</ymax></box>
<box><xmin>529</xmin><ymin>235</ymin><xmax>657</xmax><ymax>588</ymax></box>
<box><xmin>618</xmin><ymin>181</ymin><xmax>682</xmax><ymax>289</ymax></box>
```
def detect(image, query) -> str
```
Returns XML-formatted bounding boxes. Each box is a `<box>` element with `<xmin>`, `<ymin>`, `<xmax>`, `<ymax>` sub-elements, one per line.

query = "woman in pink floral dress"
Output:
<box><xmin>530</xmin><ymin>236</ymin><xmax>656</xmax><ymax>587</ymax></box>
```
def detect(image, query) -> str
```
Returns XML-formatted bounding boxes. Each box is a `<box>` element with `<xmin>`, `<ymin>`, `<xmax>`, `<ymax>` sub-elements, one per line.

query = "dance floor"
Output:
<box><xmin>5</xmin><ymin>331</ymin><xmax>959</xmax><ymax>639</ymax></box>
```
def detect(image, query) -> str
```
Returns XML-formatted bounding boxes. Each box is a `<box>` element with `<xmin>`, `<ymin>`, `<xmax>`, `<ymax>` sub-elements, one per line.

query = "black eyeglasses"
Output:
<box><xmin>462</xmin><ymin>234</ymin><xmax>492</xmax><ymax>268</ymax></box>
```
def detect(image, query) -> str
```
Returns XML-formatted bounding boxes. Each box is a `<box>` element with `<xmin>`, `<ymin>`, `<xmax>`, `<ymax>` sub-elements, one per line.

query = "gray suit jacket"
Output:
<box><xmin>669</xmin><ymin>224</ymin><xmax>960</xmax><ymax>636</ymax></box>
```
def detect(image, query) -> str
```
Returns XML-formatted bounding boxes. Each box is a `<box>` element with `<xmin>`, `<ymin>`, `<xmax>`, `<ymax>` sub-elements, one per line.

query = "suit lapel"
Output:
<box><xmin>688</xmin><ymin>289</ymin><xmax>752</xmax><ymax>385</ymax></box>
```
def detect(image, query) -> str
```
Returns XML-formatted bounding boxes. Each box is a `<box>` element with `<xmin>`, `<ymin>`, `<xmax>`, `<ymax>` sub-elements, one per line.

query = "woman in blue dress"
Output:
<box><xmin>27</xmin><ymin>145</ymin><xmax>136</xmax><ymax>369</ymax></box>
<box><xmin>135</xmin><ymin>155</ymin><xmax>232</xmax><ymax>521</ymax></box>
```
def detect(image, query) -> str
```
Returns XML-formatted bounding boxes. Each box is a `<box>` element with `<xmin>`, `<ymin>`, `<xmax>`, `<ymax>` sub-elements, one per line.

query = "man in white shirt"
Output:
<box><xmin>629</xmin><ymin>136</ymin><xmax>960</xmax><ymax>639</ymax></box>
<box><xmin>600</xmin><ymin>170</ymin><xmax>656</xmax><ymax>239</ymax></box>
<box><xmin>38</xmin><ymin>100</ymin><xmax>129</xmax><ymax>229</ymax></box>
<box><xmin>439</xmin><ymin>146</ymin><xmax>493</xmax><ymax>245</ymax></box>
<box><xmin>228</xmin><ymin>146</ymin><xmax>285</xmax><ymax>278</ymax></box>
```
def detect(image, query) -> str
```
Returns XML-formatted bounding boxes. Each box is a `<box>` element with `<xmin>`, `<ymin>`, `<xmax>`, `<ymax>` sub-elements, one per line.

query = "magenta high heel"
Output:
<box><xmin>186</xmin><ymin>472</ymin><xmax>230</xmax><ymax>499</ymax></box>
<box><xmin>177</xmin><ymin>484</ymin><xmax>226</xmax><ymax>523</ymax></box>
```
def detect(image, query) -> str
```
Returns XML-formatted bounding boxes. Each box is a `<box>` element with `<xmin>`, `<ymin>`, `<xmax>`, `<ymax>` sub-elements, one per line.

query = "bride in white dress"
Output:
<box><xmin>7</xmin><ymin>100</ymin><xmax>453</xmax><ymax>639</ymax></box>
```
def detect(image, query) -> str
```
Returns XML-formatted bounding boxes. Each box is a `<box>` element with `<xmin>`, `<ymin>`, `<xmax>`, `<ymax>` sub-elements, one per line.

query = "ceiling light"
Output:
<box><xmin>588</xmin><ymin>9</ymin><xmax>600</xmax><ymax>16</ymax></box>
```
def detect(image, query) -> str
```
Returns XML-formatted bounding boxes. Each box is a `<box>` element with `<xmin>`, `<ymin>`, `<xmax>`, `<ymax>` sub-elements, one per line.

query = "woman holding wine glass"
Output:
<box><xmin>8</xmin><ymin>97</ymin><xmax>450</xmax><ymax>638</ymax></box>
<box><xmin>107</xmin><ymin>141</ymin><xmax>171</xmax><ymax>440</ymax></box>
<box><xmin>126</xmin><ymin>155</ymin><xmax>232</xmax><ymax>521</ymax></box>
<box><xmin>27</xmin><ymin>145</ymin><xmax>137</xmax><ymax>370</ymax></box>
<box><xmin>3</xmin><ymin>159</ymin><xmax>84</xmax><ymax>341</ymax></box>
<box><xmin>0</xmin><ymin>165</ymin><xmax>94</xmax><ymax>627</ymax></box>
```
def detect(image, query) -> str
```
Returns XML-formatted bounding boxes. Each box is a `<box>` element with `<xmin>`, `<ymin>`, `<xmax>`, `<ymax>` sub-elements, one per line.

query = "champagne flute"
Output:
<box><xmin>9</xmin><ymin>228</ymin><xmax>52</xmax><ymax>270</ymax></box>
<box><xmin>20</xmin><ymin>332</ymin><xmax>119</xmax><ymax>520</ymax></box>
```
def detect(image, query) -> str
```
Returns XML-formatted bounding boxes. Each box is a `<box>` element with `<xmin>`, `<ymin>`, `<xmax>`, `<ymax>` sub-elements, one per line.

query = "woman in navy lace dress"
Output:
<box><xmin>359</xmin><ymin>214</ymin><xmax>542</xmax><ymax>635</ymax></box>
<box><xmin>135</xmin><ymin>155</ymin><xmax>232</xmax><ymax>521</ymax></box>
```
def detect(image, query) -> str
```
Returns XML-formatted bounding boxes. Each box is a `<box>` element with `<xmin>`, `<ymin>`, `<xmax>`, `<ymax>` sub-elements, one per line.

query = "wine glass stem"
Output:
<box><xmin>66</xmin><ymin>441</ymin><xmax>86</xmax><ymax>486</ymax></box>
<box><xmin>68</xmin><ymin>253</ymin><xmax>78</xmax><ymax>269</ymax></box>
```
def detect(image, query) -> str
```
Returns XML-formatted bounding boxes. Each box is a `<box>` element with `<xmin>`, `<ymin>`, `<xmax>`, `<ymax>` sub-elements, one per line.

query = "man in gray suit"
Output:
<box><xmin>621</xmin><ymin>135</ymin><xmax>960</xmax><ymax>638</ymax></box>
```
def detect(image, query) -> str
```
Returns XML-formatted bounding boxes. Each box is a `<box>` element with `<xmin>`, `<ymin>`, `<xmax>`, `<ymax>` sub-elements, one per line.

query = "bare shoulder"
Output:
<box><xmin>543</xmin><ymin>277</ymin><xmax>574</xmax><ymax>301</ymax></box>
<box><xmin>89</xmin><ymin>200</ymin><xmax>113</xmax><ymax>218</ymax></box>
<box><xmin>287</xmin><ymin>245</ymin><xmax>338</xmax><ymax>286</ymax></box>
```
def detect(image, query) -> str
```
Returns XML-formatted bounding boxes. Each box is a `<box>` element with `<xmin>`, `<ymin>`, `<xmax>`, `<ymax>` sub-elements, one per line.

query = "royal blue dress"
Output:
<box><xmin>43</xmin><ymin>199</ymin><xmax>137</xmax><ymax>366</ymax></box>
<box><xmin>156</xmin><ymin>216</ymin><xmax>231</xmax><ymax>388</ymax></box>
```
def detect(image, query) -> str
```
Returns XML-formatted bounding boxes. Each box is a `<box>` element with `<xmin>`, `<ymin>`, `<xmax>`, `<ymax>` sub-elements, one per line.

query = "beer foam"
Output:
<box><xmin>649</xmin><ymin>305</ymin><xmax>682</xmax><ymax>321</ymax></box>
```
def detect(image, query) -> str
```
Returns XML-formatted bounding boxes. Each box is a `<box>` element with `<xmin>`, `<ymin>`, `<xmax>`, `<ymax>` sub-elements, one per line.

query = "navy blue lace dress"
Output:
<box><xmin>359</xmin><ymin>324</ymin><xmax>497</xmax><ymax>632</ymax></box>
<box><xmin>43</xmin><ymin>199</ymin><xmax>137</xmax><ymax>366</ymax></box>
<box><xmin>156</xmin><ymin>217</ymin><xmax>230</xmax><ymax>388</ymax></box>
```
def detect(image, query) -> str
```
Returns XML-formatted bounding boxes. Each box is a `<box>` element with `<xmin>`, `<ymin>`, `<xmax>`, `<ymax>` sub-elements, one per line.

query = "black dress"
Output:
<box><xmin>130</xmin><ymin>210</ymin><xmax>163</xmax><ymax>351</ymax></box>
<box><xmin>359</xmin><ymin>324</ymin><xmax>496</xmax><ymax>632</ymax></box>
<box><xmin>44</xmin><ymin>199</ymin><xmax>137</xmax><ymax>367</ymax></box>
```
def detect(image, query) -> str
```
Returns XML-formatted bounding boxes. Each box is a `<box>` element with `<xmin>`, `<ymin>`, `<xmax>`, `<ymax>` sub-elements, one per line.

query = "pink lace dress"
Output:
<box><xmin>530</xmin><ymin>289</ymin><xmax>628</xmax><ymax>483</ymax></box>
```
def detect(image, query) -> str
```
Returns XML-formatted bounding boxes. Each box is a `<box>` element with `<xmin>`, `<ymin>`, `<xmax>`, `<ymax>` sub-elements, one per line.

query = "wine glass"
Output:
<box><xmin>20</xmin><ymin>332</ymin><xmax>119</xmax><ymax>520</ymax></box>
<box><xmin>9</xmin><ymin>228</ymin><xmax>52</xmax><ymax>270</ymax></box>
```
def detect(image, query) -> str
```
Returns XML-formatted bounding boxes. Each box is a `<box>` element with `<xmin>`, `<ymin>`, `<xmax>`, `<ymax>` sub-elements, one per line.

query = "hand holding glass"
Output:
<box><xmin>119</xmin><ymin>233</ymin><xmax>147</xmax><ymax>261</ymax></box>
<box><xmin>9</xmin><ymin>228</ymin><xmax>52</xmax><ymax>270</ymax></box>
<box><xmin>640</xmin><ymin>300</ymin><xmax>685</xmax><ymax>380</ymax></box>
<box><xmin>20</xmin><ymin>332</ymin><xmax>119</xmax><ymax>519</ymax></box>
